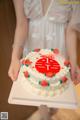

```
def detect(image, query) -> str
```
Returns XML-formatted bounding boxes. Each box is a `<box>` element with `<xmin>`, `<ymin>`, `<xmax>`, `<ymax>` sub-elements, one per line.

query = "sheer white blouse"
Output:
<box><xmin>18</xmin><ymin>0</ymin><xmax>80</xmax><ymax>57</ymax></box>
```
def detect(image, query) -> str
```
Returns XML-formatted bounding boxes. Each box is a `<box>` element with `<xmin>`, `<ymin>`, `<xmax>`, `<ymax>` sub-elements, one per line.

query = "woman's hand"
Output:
<box><xmin>71</xmin><ymin>65</ymin><xmax>80</xmax><ymax>85</ymax></box>
<box><xmin>8</xmin><ymin>58</ymin><xmax>21</xmax><ymax>81</ymax></box>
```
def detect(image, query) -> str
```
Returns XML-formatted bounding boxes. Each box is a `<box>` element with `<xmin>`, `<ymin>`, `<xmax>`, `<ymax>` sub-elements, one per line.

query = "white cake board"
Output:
<box><xmin>8</xmin><ymin>70</ymin><xmax>78</xmax><ymax>109</ymax></box>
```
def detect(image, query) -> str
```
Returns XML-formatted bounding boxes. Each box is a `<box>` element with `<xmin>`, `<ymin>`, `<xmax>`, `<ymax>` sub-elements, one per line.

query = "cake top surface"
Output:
<box><xmin>21</xmin><ymin>49</ymin><xmax>70</xmax><ymax>81</ymax></box>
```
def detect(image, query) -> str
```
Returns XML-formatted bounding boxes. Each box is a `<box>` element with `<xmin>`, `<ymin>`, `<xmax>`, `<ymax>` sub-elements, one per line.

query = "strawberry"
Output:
<box><xmin>23</xmin><ymin>71</ymin><xmax>29</xmax><ymax>78</ymax></box>
<box><xmin>21</xmin><ymin>59</ymin><xmax>25</xmax><ymax>65</ymax></box>
<box><xmin>40</xmin><ymin>80</ymin><xmax>49</xmax><ymax>87</ymax></box>
<box><xmin>46</xmin><ymin>72</ymin><xmax>55</xmax><ymax>77</ymax></box>
<box><xmin>41</xmin><ymin>55</ymin><xmax>46</xmax><ymax>58</ymax></box>
<box><xmin>25</xmin><ymin>59</ymin><xmax>32</xmax><ymax>65</ymax></box>
<box><xmin>34</xmin><ymin>48</ymin><xmax>40</xmax><ymax>52</ymax></box>
<box><xmin>64</xmin><ymin>60</ymin><xmax>70</xmax><ymax>66</ymax></box>
<box><xmin>62</xmin><ymin>76</ymin><xmax>68</xmax><ymax>82</ymax></box>
<box><xmin>53</xmin><ymin>48</ymin><xmax>59</xmax><ymax>54</ymax></box>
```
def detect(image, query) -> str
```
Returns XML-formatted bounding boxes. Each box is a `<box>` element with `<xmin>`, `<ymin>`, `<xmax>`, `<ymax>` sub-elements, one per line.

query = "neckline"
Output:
<box><xmin>40</xmin><ymin>0</ymin><xmax>53</xmax><ymax>18</ymax></box>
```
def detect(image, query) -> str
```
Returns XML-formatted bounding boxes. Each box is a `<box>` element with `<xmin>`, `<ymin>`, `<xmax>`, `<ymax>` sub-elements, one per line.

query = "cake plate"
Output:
<box><xmin>8</xmin><ymin>68</ymin><xmax>78</xmax><ymax>109</ymax></box>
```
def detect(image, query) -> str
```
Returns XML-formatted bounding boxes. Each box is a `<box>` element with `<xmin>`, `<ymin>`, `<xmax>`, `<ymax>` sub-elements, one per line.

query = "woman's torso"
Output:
<box><xmin>23</xmin><ymin>0</ymin><xmax>72</xmax><ymax>58</ymax></box>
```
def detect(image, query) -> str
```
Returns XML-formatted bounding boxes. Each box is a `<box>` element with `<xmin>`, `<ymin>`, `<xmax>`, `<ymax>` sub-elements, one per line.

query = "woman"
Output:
<box><xmin>8</xmin><ymin>0</ymin><xmax>80</xmax><ymax>120</ymax></box>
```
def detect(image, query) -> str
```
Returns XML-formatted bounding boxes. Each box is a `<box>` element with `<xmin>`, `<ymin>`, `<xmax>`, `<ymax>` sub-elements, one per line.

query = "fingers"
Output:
<box><xmin>8</xmin><ymin>69</ymin><xmax>16</xmax><ymax>81</ymax></box>
<box><xmin>8</xmin><ymin>59</ymin><xmax>21</xmax><ymax>81</ymax></box>
<box><xmin>76</xmin><ymin>67</ymin><xmax>80</xmax><ymax>85</ymax></box>
<box><xmin>71</xmin><ymin>68</ymin><xmax>76</xmax><ymax>81</ymax></box>
<box><xmin>71</xmin><ymin>66</ymin><xmax>80</xmax><ymax>85</ymax></box>
<box><xmin>8</xmin><ymin>67</ymin><xmax>19</xmax><ymax>81</ymax></box>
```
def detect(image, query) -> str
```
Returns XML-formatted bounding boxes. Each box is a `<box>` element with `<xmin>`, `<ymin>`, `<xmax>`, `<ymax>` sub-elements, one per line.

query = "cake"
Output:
<box><xmin>20</xmin><ymin>48</ymin><xmax>70</xmax><ymax>97</ymax></box>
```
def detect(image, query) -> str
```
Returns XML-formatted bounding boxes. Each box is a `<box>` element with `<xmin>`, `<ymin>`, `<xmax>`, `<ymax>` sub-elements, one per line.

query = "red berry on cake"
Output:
<box><xmin>40</xmin><ymin>80</ymin><xmax>49</xmax><ymax>87</ymax></box>
<box><xmin>62</xmin><ymin>76</ymin><xmax>68</xmax><ymax>82</ymax></box>
<box><xmin>25</xmin><ymin>59</ymin><xmax>32</xmax><ymax>66</ymax></box>
<box><xmin>45</xmin><ymin>72</ymin><xmax>55</xmax><ymax>77</ymax></box>
<box><xmin>21</xmin><ymin>59</ymin><xmax>25</xmax><ymax>65</ymax></box>
<box><xmin>53</xmin><ymin>48</ymin><xmax>59</xmax><ymax>54</ymax></box>
<box><xmin>24</xmin><ymin>71</ymin><xmax>30</xmax><ymax>78</ymax></box>
<box><xmin>41</xmin><ymin>55</ymin><xmax>46</xmax><ymax>58</ymax></box>
<box><xmin>34</xmin><ymin>48</ymin><xmax>40</xmax><ymax>52</ymax></box>
<box><xmin>64</xmin><ymin>60</ymin><xmax>70</xmax><ymax>66</ymax></box>
<box><xmin>32</xmin><ymin>66</ymin><xmax>35</xmax><ymax>68</ymax></box>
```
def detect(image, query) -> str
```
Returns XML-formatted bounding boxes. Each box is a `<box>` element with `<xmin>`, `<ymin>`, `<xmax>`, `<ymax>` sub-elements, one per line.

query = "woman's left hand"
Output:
<box><xmin>71</xmin><ymin>65</ymin><xmax>80</xmax><ymax>85</ymax></box>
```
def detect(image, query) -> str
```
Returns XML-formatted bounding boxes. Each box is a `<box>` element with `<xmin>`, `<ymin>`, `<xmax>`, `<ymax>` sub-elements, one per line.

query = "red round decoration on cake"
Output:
<box><xmin>34</xmin><ymin>48</ymin><xmax>40</xmax><ymax>52</ymax></box>
<box><xmin>21</xmin><ymin>59</ymin><xmax>25</xmax><ymax>65</ymax></box>
<box><xmin>24</xmin><ymin>71</ymin><xmax>29</xmax><ymax>78</ymax></box>
<box><xmin>35</xmin><ymin>57</ymin><xmax>60</xmax><ymax>74</ymax></box>
<box><xmin>40</xmin><ymin>80</ymin><xmax>49</xmax><ymax>87</ymax></box>
<box><xmin>64</xmin><ymin>60</ymin><xmax>70</xmax><ymax>66</ymax></box>
<box><xmin>25</xmin><ymin>59</ymin><xmax>32</xmax><ymax>65</ymax></box>
<box><xmin>32</xmin><ymin>66</ymin><xmax>35</xmax><ymax>68</ymax></box>
<box><xmin>62</xmin><ymin>76</ymin><xmax>68</xmax><ymax>82</ymax></box>
<box><xmin>53</xmin><ymin>48</ymin><xmax>59</xmax><ymax>54</ymax></box>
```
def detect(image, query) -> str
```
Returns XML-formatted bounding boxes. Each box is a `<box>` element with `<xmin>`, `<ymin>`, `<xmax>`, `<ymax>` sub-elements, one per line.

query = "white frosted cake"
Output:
<box><xmin>20</xmin><ymin>49</ymin><xmax>70</xmax><ymax>97</ymax></box>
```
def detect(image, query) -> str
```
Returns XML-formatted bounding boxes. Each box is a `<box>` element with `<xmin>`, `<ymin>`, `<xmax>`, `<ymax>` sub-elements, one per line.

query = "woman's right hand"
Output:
<box><xmin>8</xmin><ymin>58</ymin><xmax>21</xmax><ymax>81</ymax></box>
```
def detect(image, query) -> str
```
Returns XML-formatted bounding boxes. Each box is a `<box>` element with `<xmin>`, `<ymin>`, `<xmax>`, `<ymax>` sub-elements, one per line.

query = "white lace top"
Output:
<box><xmin>22</xmin><ymin>0</ymin><xmax>80</xmax><ymax>57</ymax></box>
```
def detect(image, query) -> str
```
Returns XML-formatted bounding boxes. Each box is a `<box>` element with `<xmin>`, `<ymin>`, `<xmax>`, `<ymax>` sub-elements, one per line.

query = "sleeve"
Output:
<box><xmin>69</xmin><ymin>4</ymin><xmax>80</xmax><ymax>32</ymax></box>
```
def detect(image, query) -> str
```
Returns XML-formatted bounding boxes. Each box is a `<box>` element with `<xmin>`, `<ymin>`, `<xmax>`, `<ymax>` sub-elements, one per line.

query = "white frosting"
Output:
<box><xmin>21</xmin><ymin>49</ymin><xmax>70</xmax><ymax>96</ymax></box>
